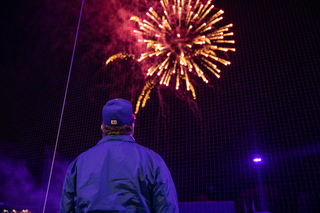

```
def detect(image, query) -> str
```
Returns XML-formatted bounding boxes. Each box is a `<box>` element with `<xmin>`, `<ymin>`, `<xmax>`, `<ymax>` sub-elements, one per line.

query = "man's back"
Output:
<box><xmin>60</xmin><ymin>135</ymin><xmax>179</xmax><ymax>213</ymax></box>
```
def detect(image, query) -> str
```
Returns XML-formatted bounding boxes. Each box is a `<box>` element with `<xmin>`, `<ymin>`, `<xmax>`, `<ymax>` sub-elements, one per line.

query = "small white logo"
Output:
<box><xmin>111</xmin><ymin>120</ymin><xmax>117</xmax><ymax>125</ymax></box>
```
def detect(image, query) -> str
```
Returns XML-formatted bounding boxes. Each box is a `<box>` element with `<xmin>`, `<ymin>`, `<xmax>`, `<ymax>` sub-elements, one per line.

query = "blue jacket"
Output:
<box><xmin>60</xmin><ymin>135</ymin><xmax>179</xmax><ymax>213</ymax></box>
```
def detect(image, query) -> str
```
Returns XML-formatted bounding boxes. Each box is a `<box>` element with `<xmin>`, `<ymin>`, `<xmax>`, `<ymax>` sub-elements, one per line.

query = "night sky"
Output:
<box><xmin>1</xmin><ymin>0</ymin><xmax>319</xmax><ymax>212</ymax></box>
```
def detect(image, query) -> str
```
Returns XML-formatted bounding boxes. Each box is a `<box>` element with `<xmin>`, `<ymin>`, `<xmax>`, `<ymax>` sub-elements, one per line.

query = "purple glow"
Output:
<box><xmin>253</xmin><ymin>158</ymin><xmax>262</xmax><ymax>162</ymax></box>
<box><xmin>0</xmin><ymin>144</ymin><xmax>69</xmax><ymax>211</ymax></box>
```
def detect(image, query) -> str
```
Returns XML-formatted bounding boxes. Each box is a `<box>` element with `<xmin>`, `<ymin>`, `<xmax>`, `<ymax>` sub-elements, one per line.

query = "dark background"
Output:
<box><xmin>1</xmin><ymin>0</ymin><xmax>319</xmax><ymax>212</ymax></box>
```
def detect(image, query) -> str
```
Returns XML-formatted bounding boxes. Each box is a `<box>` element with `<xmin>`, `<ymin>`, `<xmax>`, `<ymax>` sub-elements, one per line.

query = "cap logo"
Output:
<box><xmin>111</xmin><ymin>120</ymin><xmax>117</xmax><ymax>125</ymax></box>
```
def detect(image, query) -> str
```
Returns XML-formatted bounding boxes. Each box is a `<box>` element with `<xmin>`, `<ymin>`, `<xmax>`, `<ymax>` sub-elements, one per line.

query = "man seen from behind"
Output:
<box><xmin>60</xmin><ymin>98</ymin><xmax>179</xmax><ymax>213</ymax></box>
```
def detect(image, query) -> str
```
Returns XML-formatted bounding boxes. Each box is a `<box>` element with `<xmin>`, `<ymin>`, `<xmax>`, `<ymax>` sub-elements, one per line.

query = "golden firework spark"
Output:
<box><xmin>132</xmin><ymin>0</ymin><xmax>235</xmax><ymax>113</ymax></box>
<box><xmin>106</xmin><ymin>53</ymin><xmax>135</xmax><ymax>65</ymax></box>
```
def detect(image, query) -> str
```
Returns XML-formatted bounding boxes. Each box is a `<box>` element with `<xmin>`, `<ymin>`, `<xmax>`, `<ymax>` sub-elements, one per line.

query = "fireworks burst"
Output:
<box><xmin>131</xmin><ymin>0</ymin><xmax>235</xmax><ymax>113</ymax></box>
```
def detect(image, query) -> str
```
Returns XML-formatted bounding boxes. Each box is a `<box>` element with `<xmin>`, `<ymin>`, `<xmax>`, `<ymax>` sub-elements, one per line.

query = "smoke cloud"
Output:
<box><xmin>0</xmin><ymin>141</ymin><xmax>69</xmax><ymax>212</ymax></box>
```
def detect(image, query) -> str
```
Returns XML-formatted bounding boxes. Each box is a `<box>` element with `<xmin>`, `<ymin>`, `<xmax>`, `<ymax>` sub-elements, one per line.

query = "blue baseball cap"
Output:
<box><xmin>102</xmin><ymin>98</ymin><xmax>134</xmax><ymax>126</ymax></box>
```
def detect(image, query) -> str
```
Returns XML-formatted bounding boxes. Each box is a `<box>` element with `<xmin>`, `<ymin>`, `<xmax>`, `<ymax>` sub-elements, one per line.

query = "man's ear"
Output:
<box><xmin>101</xmin><ymin>124</ymin><xmax>104</xmax><ymax>130</ymax></box>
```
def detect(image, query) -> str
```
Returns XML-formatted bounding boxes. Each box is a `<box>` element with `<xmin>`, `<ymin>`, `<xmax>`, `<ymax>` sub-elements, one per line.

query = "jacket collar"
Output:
<box><xmin>97</xmin><ymin>135</ymin><xmax>136</xmax><ymax>144</ymax></box>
